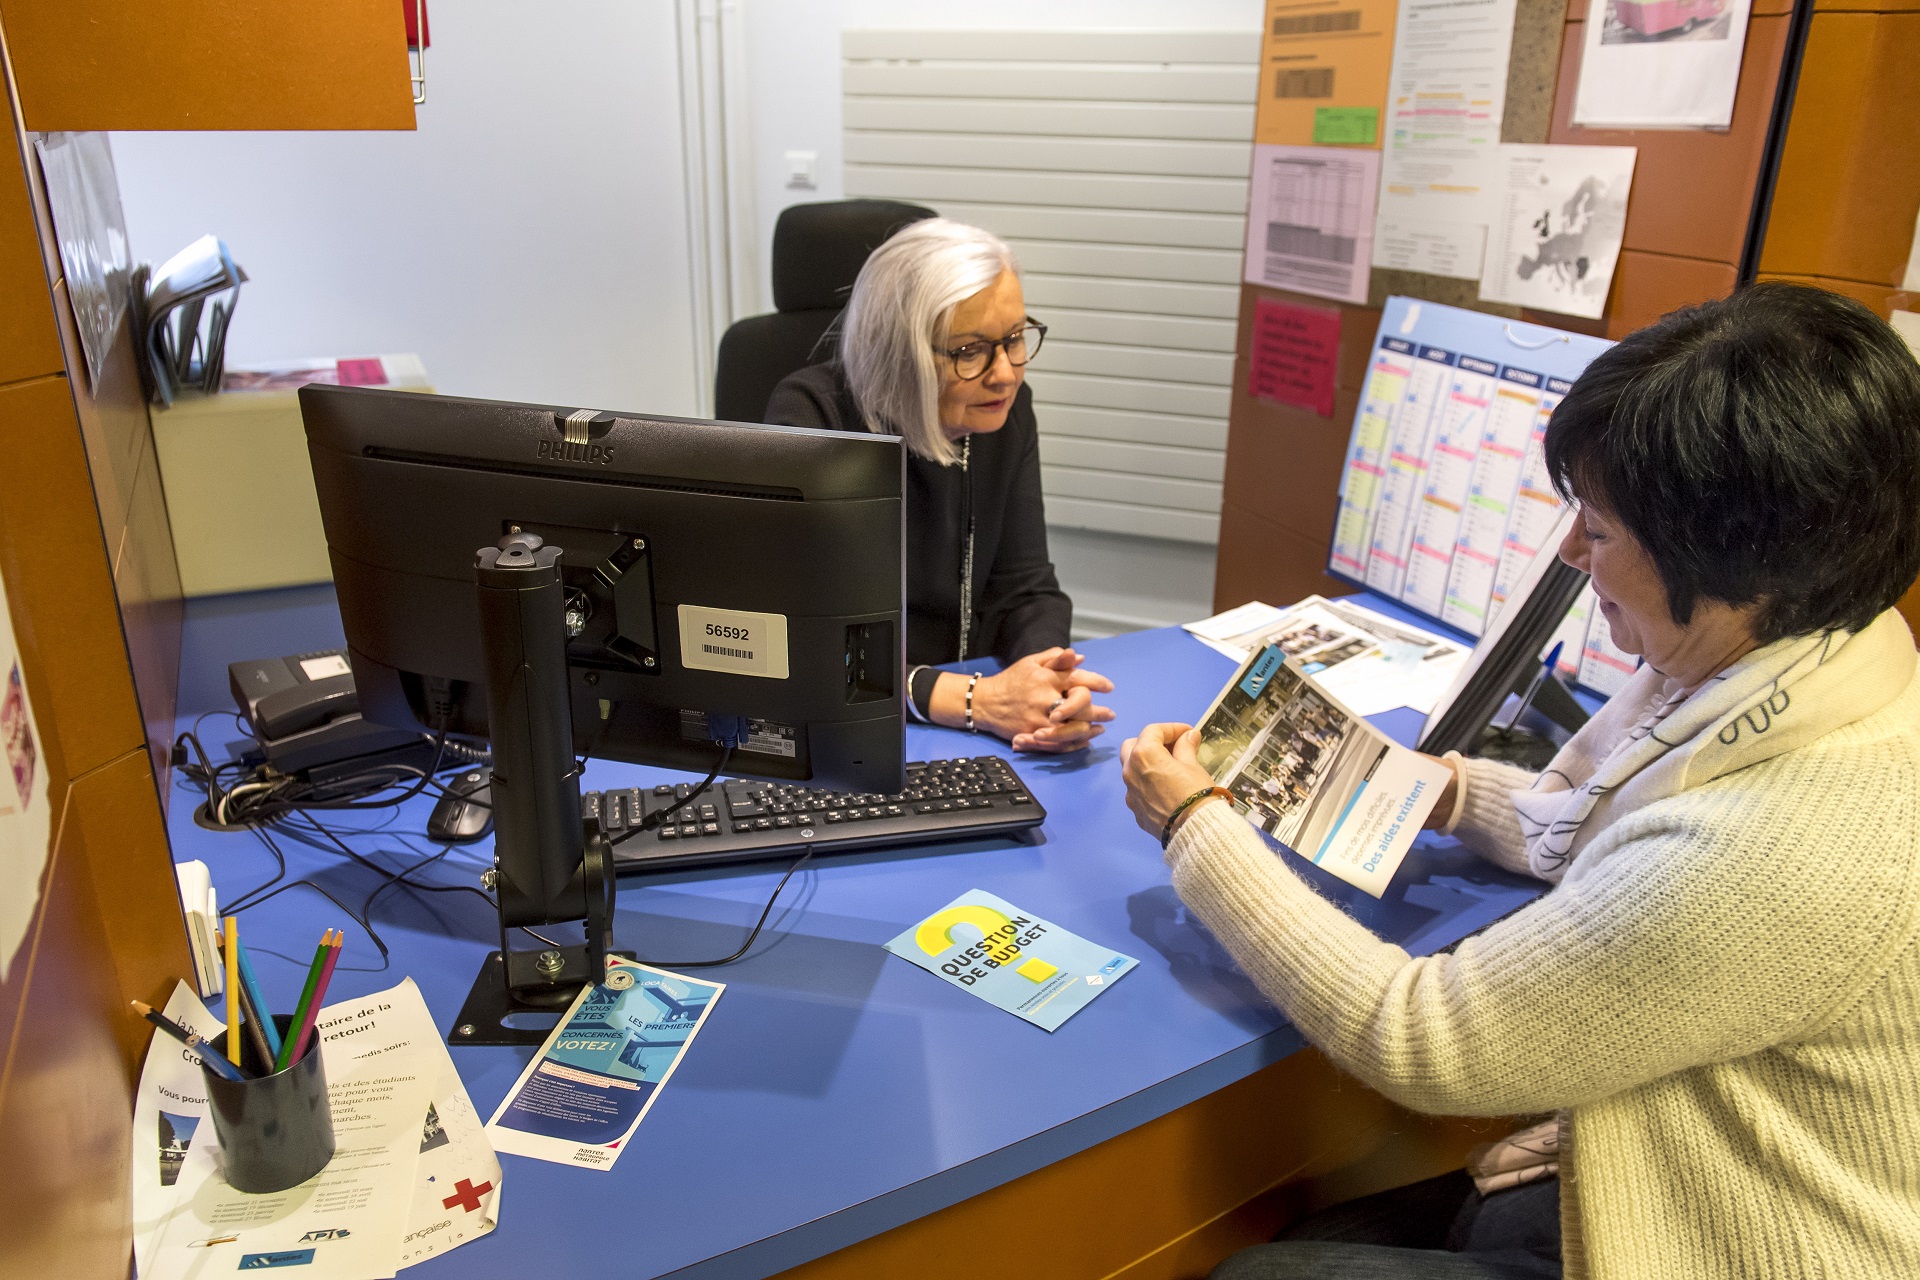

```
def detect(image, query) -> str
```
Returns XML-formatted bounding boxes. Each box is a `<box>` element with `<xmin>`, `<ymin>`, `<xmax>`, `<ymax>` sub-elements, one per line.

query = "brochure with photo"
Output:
<box><xmin>1195</xmin><ymin>644</ymin><xmax>1452</xmax><ymax>897</ymax></box>
<box><xmin>1184</xmin><ymin>595</ymin><xmax>1468</xmax><ymax>717</ymax></box>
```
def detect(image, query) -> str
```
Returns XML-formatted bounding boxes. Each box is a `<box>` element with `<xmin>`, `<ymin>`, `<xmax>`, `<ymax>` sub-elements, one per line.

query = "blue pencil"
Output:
<box><xmin>133</xmin><ymin>1000</ymin><xmax>249</xmax><ymax>1082</ymax></box>
<box><xmin>230</xmin><ymin>935</ymin><xmax>282</xmax><ymax>1060</ymax></box>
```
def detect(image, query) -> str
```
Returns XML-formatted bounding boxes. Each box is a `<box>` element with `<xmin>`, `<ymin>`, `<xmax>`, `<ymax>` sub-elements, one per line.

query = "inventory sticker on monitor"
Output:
<box><xmin>677</xmin><ymin>605</ymin><xmax>789</xmax><ymax>680</ymax></box>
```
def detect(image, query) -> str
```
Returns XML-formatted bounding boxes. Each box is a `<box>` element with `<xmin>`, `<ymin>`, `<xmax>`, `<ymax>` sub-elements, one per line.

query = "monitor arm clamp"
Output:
<box><xmin>451</xmin><ymin>532</ymin><xmax>629</xmax><ymax>1046</ymax></box>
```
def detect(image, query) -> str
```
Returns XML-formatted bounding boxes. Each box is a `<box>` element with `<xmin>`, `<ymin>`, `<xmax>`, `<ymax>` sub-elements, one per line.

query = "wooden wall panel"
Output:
<box><xmin>1603</xmin><ymin>252</ymin><xmax>1741</xmax><ymax>337</ymax></box>
<box><xmin>1759</xmin><ymin>13</ymin><xmax>1920</xmax><ymax>287</ymax></box>
<box><xmin>0</xmin><ymin>375</ymin><xmax>146</xmax><ymax>777</ymax></box>
<box><xmin>69</xmin><ymin>751</ymin><xmax>193</xmax><ymax>1077</ymax></box>
<box><xmin>0</xmin><ymin>0</ymin><xmax>416</xmax><ymax>131</ymax></box>
<box><xmin>0</xmin><ymin>119</ymin><xmax>59</xmax><ymax>385</ymax></box>
<box><xmin>776</xmin><ymin>1047</ymin><xmax>1507</xmax><ymax>1280</ymax></box>
<box><xmin>1212</xmin><ymin>284</ymin><xmax>1381</xmax><ymax>611</ymax></box>
<box><xmin>0</xmin><ymin>786</ymin><xmax>139</xmax><ymax>1280</ymax></box>
<box><xmin>1549</xmin><ymin>14</ymin><xmax>1787</xmax><ymax>268</ymax></box>
<box><xmin>1215</xmin><ymin>503</ymin><xmax>1357</xmax><ymax>613</ymax></box>
<box><xmin>1755</xmin><ymin>272</ymin><xmax>1914</xmax><ymax>320</ymax></box>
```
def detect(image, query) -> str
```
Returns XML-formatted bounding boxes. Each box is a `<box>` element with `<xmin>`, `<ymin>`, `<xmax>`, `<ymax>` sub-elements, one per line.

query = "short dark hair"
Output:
<box><xmin>1544</xmin><ymin>283</ymin><xmax>1920</xmax><ymax>644</ymax></box>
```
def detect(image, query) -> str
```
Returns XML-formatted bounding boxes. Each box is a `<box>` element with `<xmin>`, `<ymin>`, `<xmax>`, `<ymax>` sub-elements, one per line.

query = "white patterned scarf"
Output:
<box><xmin>1512</xmin><ymin>610</ymin><xmax>1917</xmax><ymax>884</ymax></box>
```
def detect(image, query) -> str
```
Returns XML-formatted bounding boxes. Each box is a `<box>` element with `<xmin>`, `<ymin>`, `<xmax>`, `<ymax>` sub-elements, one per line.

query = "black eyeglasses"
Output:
<box><xmin>938</xmin><ymin>320</ymin><xmax>1047</xmax><ymax>381</ymax></box>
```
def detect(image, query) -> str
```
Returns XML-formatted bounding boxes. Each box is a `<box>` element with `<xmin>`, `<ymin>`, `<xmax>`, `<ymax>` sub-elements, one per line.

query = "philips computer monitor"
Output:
<box><xmin>300</xmin><ymin>384</ymin><xmax>906</xmax><ymax>795</ymax></box>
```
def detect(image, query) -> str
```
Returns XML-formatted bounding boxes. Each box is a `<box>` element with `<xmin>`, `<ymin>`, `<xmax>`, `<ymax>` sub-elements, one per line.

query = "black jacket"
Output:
<box><xmin>765</xmin><ymin>361</ymin><xmax>1072</xmax><ymax>667</ymax></box>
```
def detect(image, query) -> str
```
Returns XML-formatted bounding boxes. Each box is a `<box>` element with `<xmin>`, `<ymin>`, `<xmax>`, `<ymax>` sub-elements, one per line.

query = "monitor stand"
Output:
<box><xmin>449</xmin><ymin>533</ymin><xmax>630</xmax><ymax>1046</ymax></box>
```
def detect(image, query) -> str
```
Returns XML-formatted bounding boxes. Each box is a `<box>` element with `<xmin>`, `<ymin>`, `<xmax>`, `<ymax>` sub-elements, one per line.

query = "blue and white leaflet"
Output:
<box><xmin>484</xmin><ymin>957</ymin><xmax>723</xmax><ymax>1171</ymax></box>
<box><xmin>1195</xmin><ymin>646</ymin><xmax>1452</xmax><ymax>897</ymax></box>
<box><xmin>885</xmin><ymin>890</ymin><xmax>1138</xmax><ymax>1032</ymax></box>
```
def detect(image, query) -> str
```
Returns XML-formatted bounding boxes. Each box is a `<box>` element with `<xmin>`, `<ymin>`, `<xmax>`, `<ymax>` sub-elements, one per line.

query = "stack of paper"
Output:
<box><xmin>133</xmin><ymin>978</ymin><xmax>501</xmax><ymax>1279</ymax></box>
<box><xmin>133</xmin><ymin>234</ymin><xmax>247</xmax><ymax>406</ymax></box>
<box><xmin>1184</xmin><ymin>595</ymin><xmax>1468</xmax><ymax>718</ymax></box>
<box><xmin>173</xmin><ymin>861</ymin><xmax>221</xmax><ymax>999</ymax></box>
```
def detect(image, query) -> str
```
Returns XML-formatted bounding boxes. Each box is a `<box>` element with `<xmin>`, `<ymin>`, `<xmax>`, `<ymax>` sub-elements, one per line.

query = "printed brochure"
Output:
<box><xmin>885</xmin><ymin>890</ymin><xmax>1137</xmax><ymax>1031</ymax></box>
<box><xmin>484</xmin><ymin>957</ymin><xmax>723</xmax><ymax>1171</ymax></box>
<box><xmin>1196</xmin><ymin>645</ymin><xmax>1452</xmax><ymax>897</ymax></box>
<box><xmin>1185</xmin><ymin>595</ymin><xmax>1467</xmax><ymax>717</ymax></box>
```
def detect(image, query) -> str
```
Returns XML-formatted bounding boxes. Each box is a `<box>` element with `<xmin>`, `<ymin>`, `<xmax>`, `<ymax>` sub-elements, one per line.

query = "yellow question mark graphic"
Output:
<box><xmin>915</xmin><ymin>903</ymin><xmax>1057</xmax><ymax>983</ymax></box>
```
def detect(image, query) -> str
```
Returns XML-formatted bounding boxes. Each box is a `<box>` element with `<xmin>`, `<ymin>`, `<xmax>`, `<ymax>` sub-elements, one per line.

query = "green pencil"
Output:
<box><xmin>276</xmin><ymin>928</ymin><xmax>336</xmax><ymax>1073</ymax></box>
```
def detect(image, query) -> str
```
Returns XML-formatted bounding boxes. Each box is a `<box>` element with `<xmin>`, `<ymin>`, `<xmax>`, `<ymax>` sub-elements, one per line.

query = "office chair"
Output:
<box><xmin>714</xmin><ymin>198</ymin><xmax>936</xmax><ymax>423</ymax></box>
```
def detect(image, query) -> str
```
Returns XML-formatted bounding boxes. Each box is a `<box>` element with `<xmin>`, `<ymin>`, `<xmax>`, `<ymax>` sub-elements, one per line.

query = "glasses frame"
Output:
<box><xmin>938</xmin><ymin>319</ymin><xmax>1048</xmax><ymax>382</ymax></box>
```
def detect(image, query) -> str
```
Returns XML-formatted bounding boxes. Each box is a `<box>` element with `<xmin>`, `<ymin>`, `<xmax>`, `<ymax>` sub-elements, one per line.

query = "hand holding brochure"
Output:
<box><xmin>1195</xmin><ymin>644</ymin><xmax>1451</xmax><ymax>897</ymax></box>
<box><xmin>885</xmin><ymin>890</ymin><xmax>1137</xmax><ymax>1031</ymax></box>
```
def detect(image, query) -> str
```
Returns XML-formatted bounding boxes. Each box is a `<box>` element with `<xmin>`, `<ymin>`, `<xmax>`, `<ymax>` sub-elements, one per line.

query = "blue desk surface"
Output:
<box><xmin>167</xmin><ymin>588</ymin><xmax>1546</xmax><ymax>1280</ymax></box>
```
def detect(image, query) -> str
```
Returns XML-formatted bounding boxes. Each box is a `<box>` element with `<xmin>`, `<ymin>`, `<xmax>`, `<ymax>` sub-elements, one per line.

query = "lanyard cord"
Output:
<box><xmin>958</xmin><ymin>434</ymin><xmax>974</xmax><ymax>663</ymax></box>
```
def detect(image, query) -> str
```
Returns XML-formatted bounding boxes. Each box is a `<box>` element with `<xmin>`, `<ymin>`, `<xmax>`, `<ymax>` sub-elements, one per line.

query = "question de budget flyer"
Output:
<box><xmin>885</xmin><ymin>890</ymin><xmax>1138</xmax><ymax>1031</ymax></box>
<box><xmin>484</xmin><ymin>957</ymin><xmax>723</xmax><ymax>1171</ymax></box>
<box><xmin>1195</xmin><ymin>642</ymin><xmax>1451</xmax><ymax>897</ymax></box>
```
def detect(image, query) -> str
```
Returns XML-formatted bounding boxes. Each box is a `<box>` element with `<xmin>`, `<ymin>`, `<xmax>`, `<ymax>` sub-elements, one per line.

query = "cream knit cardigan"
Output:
<box><xmin>1166</xmin><ymin>615</ymin><xmax>1920</xmax><ymax>1279</ymax></box>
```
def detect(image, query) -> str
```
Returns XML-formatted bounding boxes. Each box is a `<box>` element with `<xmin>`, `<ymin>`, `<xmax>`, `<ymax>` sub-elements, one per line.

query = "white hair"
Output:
<box><xmin>840</xmin><ymin>218</ymin><xmax>1018</xmax><ymax>466</ymax></box>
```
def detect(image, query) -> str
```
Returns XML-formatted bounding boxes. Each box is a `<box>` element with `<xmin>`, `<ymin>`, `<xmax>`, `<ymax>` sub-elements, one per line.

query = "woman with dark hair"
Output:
<box><xmin>1121</xmin><ymin>284</ymin><xmax>1920</xmax><ymax>1278</ymax></box>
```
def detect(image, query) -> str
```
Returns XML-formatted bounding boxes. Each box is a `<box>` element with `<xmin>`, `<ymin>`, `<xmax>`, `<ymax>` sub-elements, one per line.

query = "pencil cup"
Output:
<box><xmin>202</xmin><ymin>1015</ymin><xmax>335</xmax><ymax>1193</ymax></box>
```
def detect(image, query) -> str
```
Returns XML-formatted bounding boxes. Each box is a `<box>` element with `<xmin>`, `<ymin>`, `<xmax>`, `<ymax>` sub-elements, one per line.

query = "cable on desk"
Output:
<box><xmin>610</xmin><ymin>744</ymin><xmax>734</xmax><ymax>845</ymax></box>
<box><xmin>629</xmin><ymin>850</ymin><xmax>814</xmax><ymax>969</ymax></box>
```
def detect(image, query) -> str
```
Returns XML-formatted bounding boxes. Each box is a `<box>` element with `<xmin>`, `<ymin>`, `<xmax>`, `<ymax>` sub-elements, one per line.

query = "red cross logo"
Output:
<box><xmin>441</xmin><ymin>1178</ymin><xmax>493</xmax><ymax>1213</ymax></box>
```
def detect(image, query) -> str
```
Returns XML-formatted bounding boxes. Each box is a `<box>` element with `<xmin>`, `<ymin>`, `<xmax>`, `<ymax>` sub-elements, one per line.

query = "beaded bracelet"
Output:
<box><xmin>1160</xmin><ymin>786</ymin><xmax>1232</xmax><ymax>849</ymax></box>
<box><xmin>964</xmin><ymin>673</ymin><xmax>981</xmax><ymax>732</ymax></box>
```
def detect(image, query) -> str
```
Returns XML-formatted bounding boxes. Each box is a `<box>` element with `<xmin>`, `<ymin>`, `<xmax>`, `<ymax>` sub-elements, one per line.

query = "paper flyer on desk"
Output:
<box><xmin>131</xmin><ymin>982</ymin><xmax>223</xmax><ymax>1279</ymax></box>
<box><xmin>885</xmin><ymin>890</ymin><xmax>1138</xmax><ymax>1031</ymax></box>
<box><xmin>484</xmin><ymin>956</ymin><xmax>723</xmax><ymax>1171</ymax></box>
<box><xmin>1196</xmin><ymin>645</ymin><xmax>1451</xmax><ymax>897</ymax></box>
<box><xmin>137</xmin><ymin>978</ymin><xmax>499</xmax><ymax>1279</ymax></box>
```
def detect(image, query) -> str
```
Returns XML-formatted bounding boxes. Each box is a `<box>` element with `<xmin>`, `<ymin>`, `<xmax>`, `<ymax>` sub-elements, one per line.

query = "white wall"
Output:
<box><xmin>111</xmin><ymin>1</ymin><xmax>699</xmax><ymax>416</ymax></box>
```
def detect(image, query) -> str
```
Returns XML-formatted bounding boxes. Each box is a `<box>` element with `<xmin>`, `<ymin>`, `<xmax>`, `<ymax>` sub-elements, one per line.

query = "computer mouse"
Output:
<box><xmin>427</xmin><ymin>768</ymin><xmax>493</xmax><ymax>844</ymax></box>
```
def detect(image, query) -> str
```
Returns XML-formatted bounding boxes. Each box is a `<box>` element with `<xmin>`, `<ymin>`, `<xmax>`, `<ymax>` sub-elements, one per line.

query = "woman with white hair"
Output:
<box><xmin>767</xmin><ymin>218</ymin><xmax>1114</xmax><ymax>753</ymax></box>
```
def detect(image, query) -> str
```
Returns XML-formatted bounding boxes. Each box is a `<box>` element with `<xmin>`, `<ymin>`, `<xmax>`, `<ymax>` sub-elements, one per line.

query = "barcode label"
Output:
<box><xmin>678</xmin><ymin>604</ymin><xmax>789</xmax><ymax>679</ymax></box>
<box><xmin>1268</xmin><ymin>221</ymin><xmax>1357</xmax><ymax>264</ymax></box>
<box><xmin>1275</xmin><ymin>68</ymin><xmax>1335</xmax><ymax>99</ymax></box>
<box><xmin>1273</xmin><ymin>11</ymin><xmax>1361</xmax><ymax>36</ymax></box>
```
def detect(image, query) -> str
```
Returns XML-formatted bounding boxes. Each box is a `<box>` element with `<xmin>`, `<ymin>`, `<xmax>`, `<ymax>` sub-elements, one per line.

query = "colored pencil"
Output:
<box><xmin>133</xmin><ymin>1000</ymin><xmax>248</xmax><ymax>1083</ymax></box>
<box><xmin>231</xmin><ymin>932</ymin><xmax>282</xmax><ymax>1061</ymax></box>
<box><xmin>231</xmin><ymin>958</ymin><xmax>276</xmax><ymax>1076</ymax></box>
<box><xmin>287</xmin><ymin>932</ymin><xmax>343</xmax><ymax>1067</ymax></box>
<box><xmin>277</xmin><ymin>929</ymin><xmax>336</xmax><ymax>1073</ymax></box>
<box><xmin>223</xmin><ymin>917</ymin><xmax>241</xmax><ymax>1068</ymax></box>
<box><xmin>220</xmin><ymin>918</ymin><xmax>274</xmax><ymax>1074</ymax></box>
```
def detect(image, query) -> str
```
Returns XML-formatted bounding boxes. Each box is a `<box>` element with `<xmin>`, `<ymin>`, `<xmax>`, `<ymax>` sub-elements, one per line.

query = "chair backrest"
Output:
<box><xmin>714</xmin><ymin>198</ymin><xmax>936</xmax><ymax>424</ymax></box>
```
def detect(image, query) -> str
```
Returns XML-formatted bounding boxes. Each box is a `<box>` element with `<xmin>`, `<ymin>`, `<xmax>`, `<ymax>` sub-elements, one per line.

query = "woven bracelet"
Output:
<box><xmin>1160</xmin><ymin>786</ymin><xmax>1232</xmax><ymax>849</ymax></box>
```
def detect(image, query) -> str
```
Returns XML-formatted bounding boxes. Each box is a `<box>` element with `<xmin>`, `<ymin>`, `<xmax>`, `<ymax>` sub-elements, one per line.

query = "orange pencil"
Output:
<box><xmin>223</xmin><ymin>916</ymin><xmax>241</xmax><ymax>1067</ymax></box>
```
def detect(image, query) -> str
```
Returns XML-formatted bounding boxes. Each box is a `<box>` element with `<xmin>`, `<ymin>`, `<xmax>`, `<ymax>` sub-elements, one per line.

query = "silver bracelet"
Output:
<box><xmin>905</xmin><ymin>665</ymin><xmax>933</xmax><ymax>724</ymax></box>
<box><xmin>964</xmin><ymin>673</ymin><xmax>981</xmax><ymax>732</ymax></box>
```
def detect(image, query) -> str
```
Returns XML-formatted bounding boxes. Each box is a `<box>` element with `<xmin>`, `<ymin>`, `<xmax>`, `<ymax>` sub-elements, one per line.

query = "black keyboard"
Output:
<box><xmin>588</xmin><ymin>755</ymin><xmax>1045</xmax><ymax>873</ymax></box>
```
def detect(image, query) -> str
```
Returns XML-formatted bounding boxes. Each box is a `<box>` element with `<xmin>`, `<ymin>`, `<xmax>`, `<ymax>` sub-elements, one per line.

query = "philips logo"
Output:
<box><xmin>536</xmin><ymin>439</ymin><xmax>615</xmax><ymax>466</ymax></box>
<box><xmin>545</xmin><ymin>407</ymin><xmax>617</xmax><ymax>466</ymax></box>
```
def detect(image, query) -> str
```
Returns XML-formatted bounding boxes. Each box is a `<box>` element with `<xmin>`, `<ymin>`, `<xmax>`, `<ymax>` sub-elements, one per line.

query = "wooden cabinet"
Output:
<box><xmin>0</xmin><ymin>0</ymin><xmax>415</xmax><ymax>131</ymax></box>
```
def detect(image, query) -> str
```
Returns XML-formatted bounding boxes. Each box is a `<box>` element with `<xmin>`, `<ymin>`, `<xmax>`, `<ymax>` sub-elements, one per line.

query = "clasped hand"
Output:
<box><xmin>938</xmin><ymin>647</ymin><xmax>1116</xmax><ymax>753</ymax></box>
